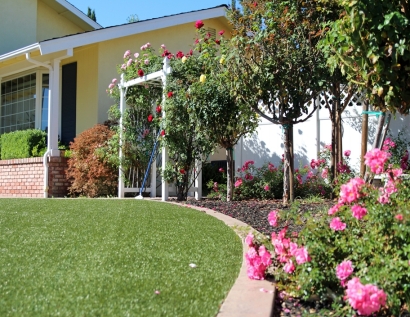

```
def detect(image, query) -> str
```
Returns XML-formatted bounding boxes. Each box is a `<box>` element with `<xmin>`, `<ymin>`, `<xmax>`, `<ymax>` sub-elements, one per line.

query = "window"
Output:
<box><xmin>0</xmin><ymin>71</ymin><xmax>49</xmax><ymax>135</ymax></box>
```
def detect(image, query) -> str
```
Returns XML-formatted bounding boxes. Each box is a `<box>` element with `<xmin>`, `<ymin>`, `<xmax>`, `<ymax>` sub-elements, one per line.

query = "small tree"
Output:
<box><xmin>162</xmin><ymin>48</ymin><xmax>215</xmax><ymax>201</ymax></box>
<box><xmin>226</xmin><ymin>0</ymin><xmax>332</xmax><ymax>205</ymax></box>
<box><xmin>190</xmin><ymin>23</ymin><xmax>259</xmax><ymax>201</ymax></box>
<box><xmin>126</xmin><ymin>14</ymin><xmax>139</xmax><ymax>23</ymax></box>
<box><xmin>87</xmin><ymin>7</ymin><xmax>96</xmax><ymax>22</ymax></box>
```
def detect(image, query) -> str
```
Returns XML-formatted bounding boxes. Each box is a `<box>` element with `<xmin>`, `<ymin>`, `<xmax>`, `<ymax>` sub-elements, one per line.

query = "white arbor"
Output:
<box><xmin>116</xmin><ymin>57</ymin><xmax>202</xmax><ymax>201</ymax></box>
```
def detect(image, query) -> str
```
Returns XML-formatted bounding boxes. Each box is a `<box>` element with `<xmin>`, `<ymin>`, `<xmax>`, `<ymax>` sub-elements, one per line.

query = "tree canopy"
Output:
<box><xmin>321</xmin><ymin>0</ymin><xmax>410</xmax><ymax>114</ymax></box>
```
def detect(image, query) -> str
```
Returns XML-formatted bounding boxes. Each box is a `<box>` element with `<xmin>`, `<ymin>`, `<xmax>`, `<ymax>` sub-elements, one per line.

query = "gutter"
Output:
<box><xmin>25</xmin><ymin>49</ymin><xmax>73</xmax><ymax>197</ymax></box>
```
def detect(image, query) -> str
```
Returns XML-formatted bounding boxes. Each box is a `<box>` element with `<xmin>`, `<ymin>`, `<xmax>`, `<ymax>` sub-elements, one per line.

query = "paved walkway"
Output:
<box><xmin>166</xmin><ymin>200</ymin><xmax>276</xmax><ymax>317</ymax></box>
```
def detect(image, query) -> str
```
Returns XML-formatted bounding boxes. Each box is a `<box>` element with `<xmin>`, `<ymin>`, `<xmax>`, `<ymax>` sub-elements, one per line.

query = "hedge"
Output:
<box><xmin>0</xmin><ymin>129</ymin><xmax>47</xmax><ymax>160</ymax></box>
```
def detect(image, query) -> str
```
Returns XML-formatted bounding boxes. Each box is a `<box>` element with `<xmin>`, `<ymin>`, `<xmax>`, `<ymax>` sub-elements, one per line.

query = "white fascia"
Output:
<box><xmin>0</xmin><ymin>43</ymin><xmax>41</xmax><ymax>63</ymax></box>
<box><xmin>39</xmin><ymin>6</ymin><xmax>227</xmax><ymax>55</ymax></box>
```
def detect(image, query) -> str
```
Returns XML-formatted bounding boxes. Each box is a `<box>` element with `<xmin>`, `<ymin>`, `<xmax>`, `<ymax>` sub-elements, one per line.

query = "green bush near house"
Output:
<box><xmin>0</xmin><ymin>129</ymin><xmax>47</xmax><ymax>160</ymax></box>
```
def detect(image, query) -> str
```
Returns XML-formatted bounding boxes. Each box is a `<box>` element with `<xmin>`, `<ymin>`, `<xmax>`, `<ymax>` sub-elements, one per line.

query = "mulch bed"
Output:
<box><xmin>172</xmin><ymin>197</ymin><xmax>408</xmax><ymax>317</ymax></box>
<box><xmin>173</xmin><ymin>197</ymin><xmax>336</xmax><ymax>316</ymax></box>
<box><xmin>175</xmin><ymin>197</ymin><xmax>334</xmax><ymax>236</ymax></box>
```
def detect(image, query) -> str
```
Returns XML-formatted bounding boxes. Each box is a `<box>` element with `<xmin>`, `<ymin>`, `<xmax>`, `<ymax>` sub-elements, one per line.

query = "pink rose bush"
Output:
<box><xmin>245</xmin><ymin>210</ymin><xmax>311</xmax><ymax>279</ymax></box>
<box><xmin>272</xmin><ymin>146</ymin><xmax>409</xmax><ymax>316</ymax></box>
<box><xmin>245</xmin><ymin>233</ymin><xmax>272</xmax><ymax>280</ymax></box>
<box><xmin>234</xmin><ymin>148</ymin><xmax>340</xmax><ymax>200</ymax></box>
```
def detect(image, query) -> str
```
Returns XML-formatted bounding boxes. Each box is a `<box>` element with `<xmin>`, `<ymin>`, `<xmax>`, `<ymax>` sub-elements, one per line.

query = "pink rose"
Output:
<box><xmin>351</xmin><ymin>204</ymin><xmax>367</xmax><ymax>220</ymax></box>
<box><xmin>234</xmin><ymin>178</ymin><xmax>243</xmax><ymax>187</ymax></box>
<box><xmin>294</xmin><ymin>246</ymin><xmax>310</xmax><ymax>265</ymax></box>
<box><xmin>336</xmin><ymin>260</ymin><xmax>353</xmax><ymax>282</ymax></box>
<box><xmin>283</xmin><ymin>260</ymin><xmax>295</xmax><ymax>274</ymax></box>
<box><xmin>344</xmin><ymin>150</ymin><xmax>351</xmax><ymax>157</ymax></box>
<box><xmin>245</xmin><ymin>233</ymin><xmax>254</xmax><ymax>246</ymax></box>
<box><xmin>395</xmin><ymin>214</ymin><xmax>403</xmax><ymax>221</ymax></box>
<box><xmin>268</xmin><ymin>210</ymin><xmax>278</xmax><ymax>227</ymax></box>
<box><xmin>123</xmin><ymin>50</ymin><xmax>131</xmax><ymax>59</ymax></box>
<box><xmin>330</xmin><ymin>217</ymin><xmax>346</xmax><ymax>231</ymax></box>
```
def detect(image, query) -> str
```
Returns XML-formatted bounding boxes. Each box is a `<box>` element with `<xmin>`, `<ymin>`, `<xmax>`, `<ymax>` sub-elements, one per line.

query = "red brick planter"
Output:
<box><xmin>0</xmin><ymin>156</ymin><xmax>69</xmax><ymax>198</ymax></box>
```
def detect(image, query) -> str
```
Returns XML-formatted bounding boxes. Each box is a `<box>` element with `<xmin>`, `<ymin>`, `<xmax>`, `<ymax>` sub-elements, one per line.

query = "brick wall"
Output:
<box><xmin>0</xmin><ymin>156</ymin><xmax>69</xmax><ymax>198</ymax></box>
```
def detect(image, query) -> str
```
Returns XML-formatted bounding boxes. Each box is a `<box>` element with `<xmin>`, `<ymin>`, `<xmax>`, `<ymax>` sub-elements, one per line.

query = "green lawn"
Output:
<box><xmin>0</xmin><ymin>199</ymin><xmax>242</xmax><ymax>317</ymax></box>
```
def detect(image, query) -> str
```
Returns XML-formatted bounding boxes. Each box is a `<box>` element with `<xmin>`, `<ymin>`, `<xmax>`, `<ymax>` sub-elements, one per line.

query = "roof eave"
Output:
<box><xmin>39</xmin><ymin>6</ymin><xmax>227</xmax><ymax>55</ymax></box>
<box><xmin>0</xmin><ymin>44</ymin><xmax>41</xmax><ymax>63</ymax></box>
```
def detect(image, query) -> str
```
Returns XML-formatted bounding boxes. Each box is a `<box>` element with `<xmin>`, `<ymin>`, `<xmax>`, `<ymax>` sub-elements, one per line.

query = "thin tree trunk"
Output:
<box><xmin>360</xmin><ymin>102</ymin><xmax>369</xmax><ymax>177</ymax></box>
<box><xmin>330</xmin><ymin>102</ymin><xmax>337</xmax><ymax>182</ymax></box>
<box><xmin>282</xmin><ymin>125</ymin><xmax>290</xmax><ymax>206</ymax></box>
<box><xmin>226</xmin><ymin>148</ymin><xmax>234</xmax><ymax>202</ymax></box>
<box><xmin>337</xmin><ymin>111</ymin><xmax>343</xmax><ymax>166</ymax></box>
<box><xmin>289</xmin><ymin>124</ymin><xmax>294</xmax><ymax>202</ymax></box>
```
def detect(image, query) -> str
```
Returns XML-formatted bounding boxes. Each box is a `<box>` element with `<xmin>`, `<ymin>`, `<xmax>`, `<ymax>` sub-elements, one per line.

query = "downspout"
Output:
<box><xmin>26</xmin><ymin>49</ymin><xmax>73</xmax><ymax>198</ymax></box>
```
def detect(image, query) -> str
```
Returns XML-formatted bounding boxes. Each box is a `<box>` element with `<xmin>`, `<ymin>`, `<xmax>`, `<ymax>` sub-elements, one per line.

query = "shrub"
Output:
<box><xmin>205</xmin><ymin>164</ymin><xmax>228</xmax><ymax>200</ymax></box>
<box><xmin>233</xmin><ymin>158</ymin><xmax>333</xmax><ymax>200</ymax></box>
<box><xmin>234</xmin><ymin>160</ymin><xmax>284</xmax><ymax>200</ymax></box>
<box><xmin>246</xmin><ymin>147</ymin><xmax>410</xmax><ymax>316</ymax></box>
<box><xmin>66</xmin><ymin>124</ymin><xmax>118</xmax><ymax>197</ymax></box>
<box><xmin>383</xmin><ymin>129</ymin><xmax>410</xmax><ymax>171</ymax></box>
<box><xmin>0</xmin><ymin>129</ymin><xmax>46</xmax><ymax>160</ymax></box>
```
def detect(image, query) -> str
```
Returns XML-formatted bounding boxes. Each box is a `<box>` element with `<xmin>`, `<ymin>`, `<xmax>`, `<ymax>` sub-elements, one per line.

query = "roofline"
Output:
<box><xmin>39</xmin><ymin>5</ymin><xmax>227</xmax><ymax>55</ymax></box>
<box><xmin>57</xmin><ymin>0</ymin><xmax>102</xmax><ymax>29</ymax></box>
<box><xmin>0</xmin><ymin>44</ymin><xmax>41</xmax><ymax>63</ymax></box>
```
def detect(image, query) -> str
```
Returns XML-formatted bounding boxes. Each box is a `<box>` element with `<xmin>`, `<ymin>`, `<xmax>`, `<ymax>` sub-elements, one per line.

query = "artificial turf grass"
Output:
<box><xmin>0</xmin><ymin>199</ymin><xmax>242</xmax><ymax>317</ymax></box>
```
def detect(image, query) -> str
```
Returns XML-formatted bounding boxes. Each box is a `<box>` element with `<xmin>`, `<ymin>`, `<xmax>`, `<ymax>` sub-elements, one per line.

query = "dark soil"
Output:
<box><xmin>176</xmin><ymin>197</ymin><xmax>334</xmax><ymax>236</ymax></box>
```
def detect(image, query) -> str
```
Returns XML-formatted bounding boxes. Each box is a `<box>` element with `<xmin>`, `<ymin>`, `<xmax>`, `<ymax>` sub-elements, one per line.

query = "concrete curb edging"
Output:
<box><xmin>167</xmin><ymin>201</ymin><xmax>276</xmax><ymax>317</ymax></box>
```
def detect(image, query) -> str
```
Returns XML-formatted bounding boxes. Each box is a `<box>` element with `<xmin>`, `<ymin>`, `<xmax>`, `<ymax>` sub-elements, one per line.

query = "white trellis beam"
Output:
<box><xmin>117</xmin><ymin>58</ymin><xmax>172</xmax><ymax>199</ymax></box>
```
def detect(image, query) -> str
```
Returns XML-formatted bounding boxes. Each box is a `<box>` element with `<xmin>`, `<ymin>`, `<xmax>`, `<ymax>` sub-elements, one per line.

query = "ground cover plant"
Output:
<box><xmin>0</xmin><ymin>199</ymin><xmax>242</xmax><ymax>317</ymax></box>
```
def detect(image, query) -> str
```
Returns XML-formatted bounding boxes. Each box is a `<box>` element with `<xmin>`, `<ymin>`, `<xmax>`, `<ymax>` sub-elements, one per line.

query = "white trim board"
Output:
<box><xmin>39</xmin><ymin>6</ymin><xmax>227</xmax><ymax>55</ymax></box>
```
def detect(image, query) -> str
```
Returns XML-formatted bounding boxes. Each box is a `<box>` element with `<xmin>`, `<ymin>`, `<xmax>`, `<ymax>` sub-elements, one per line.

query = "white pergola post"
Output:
<box><xmin>118</xmin><ymin>74</ymin><xmax>126</xmax><ymax>198</ymax></box>
<box><xmin>194</xmin><ymin>160</ymin><xmax>202</xmax><ymax>200</ymax></box>
<box><xmin>161</xmin><ymin>58</ymin><xmax>171</xmax><ymax>201</ymax></box>
<box><xmin>150</xmin><ymin>102</ymin><xmax>157</xmax><ymax>198</ymax></box>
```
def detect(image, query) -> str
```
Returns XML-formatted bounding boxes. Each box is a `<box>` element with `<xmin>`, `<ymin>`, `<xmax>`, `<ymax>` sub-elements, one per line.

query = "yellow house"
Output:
<box><xmin>0</xmin><ymin>0</ymin><xmax>229</xmax><ymax>198</ymax></box>
<box><xmin>0</xmin><ymin>0</ymin><xmax>229</xmax><ymax>151</ymax></box>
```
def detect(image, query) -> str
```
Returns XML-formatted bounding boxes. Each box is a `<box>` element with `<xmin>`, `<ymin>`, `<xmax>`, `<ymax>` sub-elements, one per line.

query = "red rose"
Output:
<box><xmin>161</xmin><ymin>49</ymin><xmax>171</xmax><ymax>57</ymax></box>
<box><xmin>187</xmin><ymin>49</ymin><xmax>193</xmax><ymax>56</ymax></box>
<box><xmin>195</xmin><ymin>20</ymin><xmax>204</xmax><ymax>29</ymax></box>
<box><xmin>147</xmin><ymin>114</ymin><xmax>153</xmax><ymax>122</ymax></box>
<box><xmin>167</xmin><ymin>91</ymin><xmax>173</xmax><ymax>98</ymax></box>
<box><xmin>138</xmin><ymin>69</ymin><xmax>144</xmax><ymax>77</ymax></box>
<box><xmin>156</xmin><ymin>105</ymin><xmax>162</xmax><ymax>113</ymax></box>
<box><xmin>215</xmin><ymin>39</ymin><xmax>220</xmax><ymax>45</ymax></box>
<box><xmin>180</xmin><ymin>168</ymin><xmax>185</xmax><ymax>174</ymax></box>
<box><xmin>176</xmin><ymin>51</ymin><xmax>184</xmax><ymax>59</ymax></box>
<box><xmin>218</xmin><ymin>30</ymin><xmax>225</xmax><ymax>36</ymax></box>
<box><xmin>253</xmin><ymin>2</ymin><xmax>257</xmax><ymax>7</ymax></box>
<box><xmin>160</xmin><ymin>130</ymin><xmax>165</xmax><ymax>136</ymax></box>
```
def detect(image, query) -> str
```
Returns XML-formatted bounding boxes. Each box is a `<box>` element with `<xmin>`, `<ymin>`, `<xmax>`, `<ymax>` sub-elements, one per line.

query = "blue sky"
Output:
<box><xmin>67</xmin><ymin>0</ymin><xmax>231</xmax><ymax>27</ymax></box>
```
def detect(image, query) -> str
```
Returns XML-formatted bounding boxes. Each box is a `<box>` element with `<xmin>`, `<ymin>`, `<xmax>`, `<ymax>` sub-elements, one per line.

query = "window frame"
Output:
<box><xmin>0</xmin><ymin>69</ymin><xmax>49</xmax><ymax>135</ymax></box>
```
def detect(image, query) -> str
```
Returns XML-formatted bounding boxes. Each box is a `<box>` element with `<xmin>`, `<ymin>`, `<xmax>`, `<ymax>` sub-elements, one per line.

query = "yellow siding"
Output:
<box><xmin>96</xmin><ymin>17</ymin><xmax>229</xmax><ymax>123</ymax></box>
<box><xmin>37</xmin><ymin>0</ymin><xmax>85</xmax><ymax>43</ymax></box>
<box><xmin>0</xmin><ymin>0</ymin><xmax>37</xmax><ymax>55</ymax></box>
<box><xmin>62</xmin><ymin>45</ymin><xmax>99</xmax><ymax>135</ymax></box>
